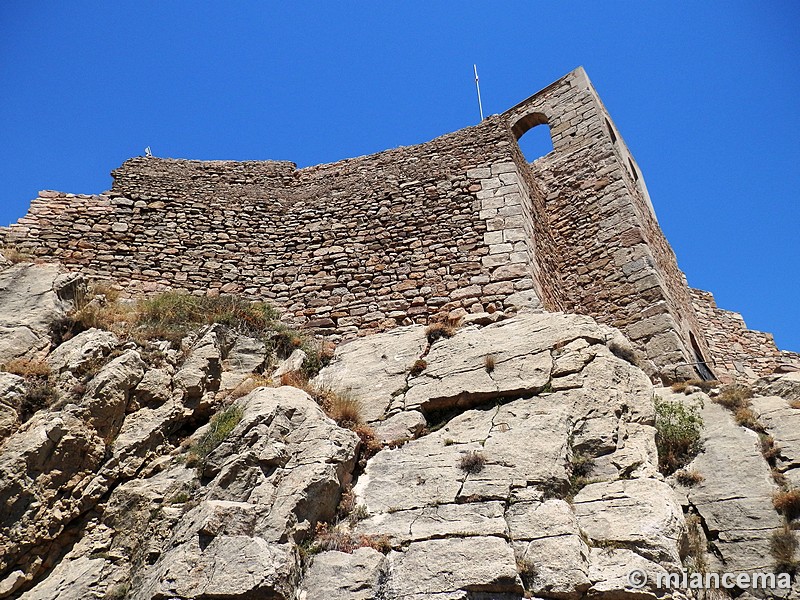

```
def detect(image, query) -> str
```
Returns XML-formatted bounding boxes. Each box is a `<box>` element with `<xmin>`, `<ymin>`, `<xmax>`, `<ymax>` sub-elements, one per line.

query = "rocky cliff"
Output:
<box><xmin>1</xmin><ymin>259</ymin><xmax>799</xmax><ymax>599</ymax></box>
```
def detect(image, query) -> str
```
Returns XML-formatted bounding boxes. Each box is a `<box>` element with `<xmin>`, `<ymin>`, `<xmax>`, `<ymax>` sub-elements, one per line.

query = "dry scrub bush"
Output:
<box><xmin>2</xmin><ymin>358</ymin><xmax>51</xmax><ymax>378</ymax></box>
<box><xmin>354</xmin><ymin>423</ymin><xmax>382</xmax><ymax>459</ymax></box>
<box><xmin>734</xmin><ymin>407</ymin><xmax>765</xmax><ymax>433</ymax></box>
<box><xmin>484</xmin><ymin>354</ymin><xmax>496</xmax><ymax>373</ymax></box>
<box><xmin>567</xmin><ymin>451</ymin><xmax>597</xmax><ymax>499</ymax></box>
<box><xmin>771</xmin><ymin>525</ymin><xmax>799</xmax><ymax>574</ymax></box>
<box><xmin>714</xmin><ymin>384</ymin><xmax>753</xmax><ymax>411</ymax></box>
<box><xmin>1</xmin><ymin>358</ymin><xmax>59</xmax><ymax>421</ymax></box>
<box><xmin>671</xmin><ymin>379</ymin><xmax>719</xmax><ymax>393</ymax></box>
<box><xmin>774</xmin><ymin>489</ymin><xmax>800</xmax><ymax>522</ymax></box>
<box><xmin>409</xmin><ymin>359</ymin><xmax>427</xmax><ymax>376</ymax></box>
<box><xmin>760</xmin><ymin>434</ymin><xmax>782</xmax><ymax>464</ymax></box>
<box><xmin>309</xmin><ymin>522</ymin><xmax>390</xmax><ymax>555</ymax></box>
<box><xmin>459</xmin><ymin>451</ymin><xmax>487</xmax><ymax>474</ymax></box>
<box><xmin>675</xmin><ymin>469</ymin><xmax>705</xmax><ymax>486</ymax></box>
<box><xmin>68</xmin><ymin>289</ymin><xmax>330</xmax><ymax>378</ymax></box>
<box><xmin>20</xmin><ymin>381</ymin><xmax>59</xmax><ymax>421</ymax></box>
<box><xmin>0</xmin><ymin>246</ymin><xmax>33</xmax><ymax>263</ymax></box>
<box><xmin>425</xmin><ymin>322</ymin><xmax>458</xmax><ymax>344</ymax></box>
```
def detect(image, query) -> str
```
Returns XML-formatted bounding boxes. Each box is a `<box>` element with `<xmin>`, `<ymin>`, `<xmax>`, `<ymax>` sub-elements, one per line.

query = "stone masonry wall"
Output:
<box><xmin>503</xmin><ymin>68</ymin><xmax>715</xmax><ymax>378</ymax></box>
<box><xmin>690</xmin><ymin>288</ymin><xmax>795</xmax><ymax>379</ymax></box>
<box><xmin>1</xmin><ymin>67</ymin><xmax>793</xmax><ymax>379</ymax></box>
<box><xmin>1</xmin><ymin>120</ymin><xmax>545</xmax><ymax>340</ymax></box>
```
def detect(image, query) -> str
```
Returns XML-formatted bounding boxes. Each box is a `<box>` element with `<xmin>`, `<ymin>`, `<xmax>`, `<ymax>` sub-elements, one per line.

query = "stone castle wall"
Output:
<box><xmin>690</xmin><ymin>288</ymin><xmax>797</xmax><ymax>379</ymax></box>
<box><xmin>2</xmin><ymin>67</ymin><xmax>793</xmax><ymax>380</ymax></box>
<box><xmin>503</xmin><ymin>69</ymin><xmax>716</xmax><ymax>378</ymax></box>
<box><xmin>1</xmin><ymin>119</ymin><xmax>547</xmax><ymax>340</ymax></box>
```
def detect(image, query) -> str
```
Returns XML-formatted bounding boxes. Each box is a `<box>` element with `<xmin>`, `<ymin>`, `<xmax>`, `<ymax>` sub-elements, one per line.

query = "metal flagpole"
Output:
<box><xmin>474</xmin><ymin>64</ymin><xmax>484</xmax><ymax>122</ymax></box>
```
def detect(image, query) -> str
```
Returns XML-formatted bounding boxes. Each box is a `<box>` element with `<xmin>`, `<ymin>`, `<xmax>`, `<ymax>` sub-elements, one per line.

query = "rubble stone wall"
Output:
<box><xmin>1</xmin><ymin>119</ymin><xmax>547</xmax><ymax>340</ymax></box>
<box><xmin>690</xmin><ymin>288</ymin><xmax>794</xmax><ymax>379</ymax></box>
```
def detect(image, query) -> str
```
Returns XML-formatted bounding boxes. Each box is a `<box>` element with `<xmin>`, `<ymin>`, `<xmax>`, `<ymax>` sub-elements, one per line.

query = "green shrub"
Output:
<box><xmin>654</xmin><ymin>397</ymin><xmax>704</xmax><ymax>475</ymax></box>
<box><xmin>266</xmin><ymin>324</ymin><xmax>329</xmax><ymax>379</ymax></box>
<box><xmin>189</xmin><ymin>404</ymin><xmax>244</xmax><ymax>460</ymax></box>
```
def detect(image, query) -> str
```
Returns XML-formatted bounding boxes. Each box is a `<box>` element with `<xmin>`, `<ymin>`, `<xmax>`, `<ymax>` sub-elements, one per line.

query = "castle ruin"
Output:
<box><xmin>2</xmin><ymin>68</ymin><xmax>795</xmax><ymax>382</ymax></box>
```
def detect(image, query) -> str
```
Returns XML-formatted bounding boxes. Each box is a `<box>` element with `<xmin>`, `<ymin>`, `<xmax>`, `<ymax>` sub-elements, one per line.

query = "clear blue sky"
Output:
<box><xmin>1</xmin><ymin>2</ymin><xmax>798</xmax><ymax>351</ymax></box>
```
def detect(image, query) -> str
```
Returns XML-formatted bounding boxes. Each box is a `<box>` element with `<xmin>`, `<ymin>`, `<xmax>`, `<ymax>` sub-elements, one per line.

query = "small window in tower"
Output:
<box><xmin>628</xmin><ymin>157</ymin><xmax>639</xmax><ymax>181</ymax></box>
<box><xmin>605</xmin><ymin>118</ymin><xmax>617</xmax><ymax>143</ymax></box>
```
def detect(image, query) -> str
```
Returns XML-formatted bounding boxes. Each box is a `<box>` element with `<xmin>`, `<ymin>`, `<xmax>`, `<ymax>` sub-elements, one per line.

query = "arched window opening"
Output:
<box><xmin>517</xmin><ymin>125</ymin><xmax>554</xmax><ymax>163</ymax></box>
<box><xmin>628</xmin><ymin>157</ymin><xmax>639</xmax><ymax>182</ymax></box>
<box><xmin>689</xmin><ymin>332</ymin><xmax>715</xmax><ymax>381</ymax></box>
<box><xmin>605</xmin><ymin>118</ymin><xmax>617</xmax><ymax>143</ymax></box>
<box><xmin>511</xmin><ymin>111</ymin><xmax>555</xmax><ymax>164</ymax></box>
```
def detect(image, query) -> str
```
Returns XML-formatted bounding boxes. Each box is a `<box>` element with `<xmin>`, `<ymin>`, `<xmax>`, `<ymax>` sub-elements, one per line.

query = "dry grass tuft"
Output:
<box><xmin>228</xmin><ymin>374</ymin><xmax>272</xmax><ymax>399</ymax></box>
<box><xmin>734</xmin><ymin>407</ymin><xmax>765</xmax><ymax>433</ymax></box>
<box><xmin>791</xmin><ymin>400</ymin><xmax>800</xmax><ymax>410</ymax></box>
<box><xmin>425</xmin><ymin>322</ymin><xmax>458</xmax><ymax>344</ymax></box>
<box><xmin>484</xmin><ymin>354</ymin><xmax>496</xmax><ymax>373</ymax></box>
<box><xmin>2</xmin><ymin>358</ymin><xmax>51</xmax><ymax>378</ymax></box>
<box><xmin>760</xmin><ymin>434</ymin><xmax>782</xmax><ymax>464</ymax></box>
<box><xmin>774</xmin><ymin>489</ymin><xmax>800</xmax><ymax>522</ymax></box>
<box><xmin>1</xmin><ymin>246</ymin><xmax>33</xmax><ymax>263</ymax></box>
<box><xmin>774</xmin><ymin>471</ymin><xmax>790</xmax><ymax>488</ymax></box>
<box><xmin>714</xmin><ymin>384</ymin><xmax>754</xmax><ymax>411</ymax></box>
<box><xmin>409</xmin><ymin>359</ymin><xmax>427</xmax><ymax>376</ymax></box>
<box><xmin>320</xmin><ymin>392</ymin><xmax>363</xmax><ymax>429</ymax></box>
<box><xmin>771</xmin><ymin>525</ymin><xmax>799</xmax><ymax>574</ymax></box>
<box><xmin>685</xmin><ymin>513</ymin><xmax>709</xmax><ymax>574</ymax></box>
<box><xmin>675</xmin><ymin>469</ymin><xmax>705</xmax><ymax>486</ymax></box>
<box><xmin>459</xmin><ymin>451</ymin><xmax>487</xmax><ymax>475</ymax></box>
<box><xmin>353</xmin><ymin>423</ymin><xmax>383</xmax><ymax>459</ymax></box>
<box><xmin>308</xmin><ymin>522</ymin><xmax>390</xmax><ymax>555</ymax></box>
<box><xmin>671</xmin><ymin>379</ymin><xmax>719</xmax><ymax>394</ymax></box>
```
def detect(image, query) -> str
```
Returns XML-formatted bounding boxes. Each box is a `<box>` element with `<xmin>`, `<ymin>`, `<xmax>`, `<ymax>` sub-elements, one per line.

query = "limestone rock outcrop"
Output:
<box><xmin>0</xmin><ymin>263</ymin><xmax>83</xmax><ymax>364</ymax></box>
<box><xmin>0</xmin><ymin>261</ymin><xmax>797</xmax><ymax>600</ymax></box>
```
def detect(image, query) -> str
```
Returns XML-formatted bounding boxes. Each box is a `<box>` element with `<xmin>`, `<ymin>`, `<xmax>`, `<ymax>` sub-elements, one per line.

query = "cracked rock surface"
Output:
<box><xmin>0</xmin><ymin>265</ymin><xmax>795</xmax><ymax>600</ymax></box>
